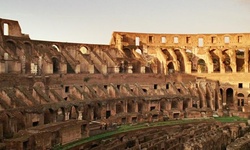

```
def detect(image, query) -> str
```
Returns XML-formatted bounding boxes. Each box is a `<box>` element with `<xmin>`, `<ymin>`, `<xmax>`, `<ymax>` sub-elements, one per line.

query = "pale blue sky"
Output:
<box><xmin>1</xmin><ymin>0</ymin><xmax>250</xmax><ymax>44</ymax></box>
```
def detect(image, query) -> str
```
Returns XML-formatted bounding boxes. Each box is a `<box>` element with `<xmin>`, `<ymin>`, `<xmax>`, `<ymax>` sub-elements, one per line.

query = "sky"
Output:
<box><xmin>1</xmin><ymin>0</ymin><xmax>250</xmax><ymax>44</ymax></box>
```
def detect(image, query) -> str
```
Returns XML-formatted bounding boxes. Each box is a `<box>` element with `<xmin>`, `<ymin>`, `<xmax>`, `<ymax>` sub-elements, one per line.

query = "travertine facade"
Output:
<box><xmin>0</xmin><ymin>18</ymin><xmax>250</xmax><ymax>149</ymax></box>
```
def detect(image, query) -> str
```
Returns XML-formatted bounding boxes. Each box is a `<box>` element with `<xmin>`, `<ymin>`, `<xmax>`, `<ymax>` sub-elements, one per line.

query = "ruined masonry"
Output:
<box><xmin>0</xmin><ymin>18</ymin><xmax>250</xmax><ymax>149</ymax></box>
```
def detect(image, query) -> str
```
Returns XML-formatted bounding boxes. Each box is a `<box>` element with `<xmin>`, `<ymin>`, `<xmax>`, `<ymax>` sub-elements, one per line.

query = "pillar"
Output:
<box><xmin>244</xmin><ymin>49</ymin><xmax>248</xmax><ymax>72</ymax></box>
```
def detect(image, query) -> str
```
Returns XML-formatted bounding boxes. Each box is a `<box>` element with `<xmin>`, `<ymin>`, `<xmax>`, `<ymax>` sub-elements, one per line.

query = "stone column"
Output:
<box><xmin>230</xmin><ymin>49</ymin><xmax>237</xmax><ymax>73</ymax></box>
<box><xmin>4</xmin><ymin>53</ymin><xmax>8</xmax><ymax>73</ymax></box>
<box><xmin>244</xmin><ymin>49</ymin><xmax>249</xmax><ymax>72</ymax></box>
<box><xmin>77</xmin><ymin>111</ymin><xmax>83</xmax><ymax>120</ymax></box>
<box><xmin>21</xmin><ymin>56</ymin><xmax>26</xmax><ymax>74</ymax></box>
<box><xmin>127</xmin><ymin>65</ymin><xmax>133</xmax><ymax>73</ymax></box>
<box><xmin>64</xmin><ymin>112</ymin><xmax>70</xmax><ymax>121</ymax></box>
<box><xmin>38</xmin><ymin>56</ymin><xmax>42</xmax><ymax>75</ymax></box>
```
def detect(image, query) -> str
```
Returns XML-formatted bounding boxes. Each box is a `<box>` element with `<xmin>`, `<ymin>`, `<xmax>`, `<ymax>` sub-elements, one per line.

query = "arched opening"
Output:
<box><xmin>135</xmin><ymin>48</ymin><xmax>142</xmax><ymax>54</ymax></box>
<box><xmin>237</xmin><ymin>93</ymin><xmax>244</xmax><ymax>106</ymax></box>
<box><xmin>80</xmin><ymin>46</ymin><xmax>88</xmax><ymax>54</ymax></box>
<box><xmin>160</xmin><ymin>101</ymin><xmax>166</xmax><ymax>111</ymax></box>
<box><xmin>174</xmin><ymin>50</ymin><xmax>185</xmax><ymax>72</ymax></box>
<box><xmin>123</xmin><ymin>48</ymin><xmax>133</xmax><ymax>58</ymax></box>
<box><xmin>24</xmin><ymin>42</ymin><xmax>32</xmax><ymax>55</ymax></box>
<box><xmin>162</xmin><ymin>49</ymin><xmax>173</xmax><ymax>60</ymax></box>
<box><xmin>127</xmin><ymin>102</ymin><xmax>134</xmax><ymax>113</ymax></box>
<box><xmin>167</xmin><ymin>62</ymin><xmax>175</xmax><ymax>73</ymax></box>
<box><xmin>116</xmin><ymin>102</ymin><xmax>124</xmax><ymax>114</ymax></box>
<box><xmin>70</xmin><ymin>106</ymin><xmax>77</xmax><ymax>119</ymax></box>
<box><xmin>57</xmin><ymin>108</ymin><xmax>64</xmax><ymax>122</ymax></box>
<box><xmin>226</xmin><ymin>88</ymin><xmax>234</xmax><ymax>106</ymax></box>
<box><xmin>210</xmin><ymin>50</ymin><xmax>220</xmax><ymax>72</ymax></box>
<box><xmin>247</xmin><ymin>94</ymin><xmax>250</xmax><ymax>105</ymax></box>
<box><xmin>52</xmin><ymin>57</ymin><xmax>60</xmax><ymax>73</ymax></box>
<box><xmin>236</xmin><ymin>49</ymin><xmax>244</xmax><ymax>72</ymax></box>
<box><xmin>171</xmin><ymin>100</ymin><xmax>178</xmax><ymax>109</ymax></box>
<box><xmin>3</xmin><ymin>23</ymin><xmax>9</xmax><ymax>35</ymax></box>
<box><xmin>119</xmin><ymin>60</ymin><xmax>128</xmax><ymax>73</ymax></box>
<box><xmin>93</xmin><ymin>104</ymin><xmax>101</xmax><ymax>120</ymax></box>
<box><xmin>183</xmin><ymin>99</ymin><xmax>189</xmax><ymax>110</ymax></box>
<box><xmin>222</xmin><ymin>50</ymin><xmax>232</xmax><ymax>72</ymax></box>
<box><xmin>44</xmin><ymin>109</ymin><xmax>54</xmax><ymax>124</ymax></box>
<box><xmin>6</xmin><ymin>41</ymin><xmax>16</xmax><ymax>54</ymax></box>
<box><xmin>197</xmin><ymin>59</ymin><xmax>207</xmax><ymax>73</ymax></box>
<box><xmin>52</xmin><ymin>44</ymin><xmax>60</xmax><ymax>52</ymax></box>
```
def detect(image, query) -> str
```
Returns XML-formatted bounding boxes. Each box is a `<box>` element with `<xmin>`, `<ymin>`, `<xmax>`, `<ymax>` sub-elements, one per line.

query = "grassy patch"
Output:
<box><xmin>214</xmin><ymin>116</ymin><xmax>247</xmax><ymax>123</ymax></box>
<box><xmin>52</xmin><ymin>119</ymin><xmax>212</xmax><ymax>150</ymax></box>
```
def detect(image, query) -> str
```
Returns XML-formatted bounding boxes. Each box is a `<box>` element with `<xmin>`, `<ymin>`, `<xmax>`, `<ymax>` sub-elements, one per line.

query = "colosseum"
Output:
<box><xmin>0</xmin><ymin>18</ymin><xmax>250</xmax><ymax>150</ymax></box>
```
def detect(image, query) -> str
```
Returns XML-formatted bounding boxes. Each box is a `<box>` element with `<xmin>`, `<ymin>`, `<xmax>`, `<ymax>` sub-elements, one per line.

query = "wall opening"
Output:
<box><xmin>80</xmin><ymin>46</ymin><xmax>88</xmax><ymax>54</ymax></box>
<box><xmin>150</xmin><ymin>106</ymin><xmax>155</xmax><ymax>111</ymax></box>
<box><xmin>174</xmin><ymin>37</ymin><xmax>178</xmax><ymax>43</ymax></box>
<box><xmin>211</xmin><ymin>36</ymin><xmax>217</xmax><ymax>43</ymax></box>
<box><xmin>167</xmin><ymin>62</ymin><xmax>175</xmax><ymax>73</ymax></box>
<box><xmin>238</xmin><ymin>83</ymin><xmax>243</xmax><ymax>88</ymax></box>
<box><xmin>238</xmin><ymin>36</ymin><xmax>242</xmax><ymax>43</ymax></box>
<box><xmin>224</xmin><ymin>36</ymin><xmax>230</xmax><ymax>43</ymax></box>
<box><xmin>65</xmin><ymin>86</ymin><xmax>69</xmax><ymax>93</ymax></box>
<box><xmin>198</xmin><ymin>38</ymin><xmax>204</xmax><ymax>47</ymax></box>
<box><xmin>52</xmin><ymin>57</ymin><xmax>60</xmax><ymax>73</ymax></box>
<box><xmin>135</xmin><ymin>37</ymin><xmax>140</xmax><ymax>46</ymax></box>
<box><xmin>161</xmin><ymin>37</ymin><xmax>166</xmax><ymax>43</ymax></box>
<box><xmin>166</xmin><ymin>83</ymin><xmax>169</xmax><ymax>89</ymax></box>
<box><xmin>32</xmin><ymin>121</ymin><xmax>39</xmax><ymax>127</ymax></box>
<box><xmin>154</xmin><ymin>84</ymin><xmax>157</xmax><ymax>89</ymax></box>
<box><xmin>236</xmin><ymin>49</ymin><xmax>244</xmax><ymax>72</ymax></box>
<box><xmin>3</xmin><ymin>23</ymin><xmax>9</xmax><ymax>35</ymax></box>
<box><xmin>106</xmin><ymin>110</ymin><xmax>111</xmax><ymax>118</ymax></box>
<box><xmin>186</xmin><ymin>37</ymin><xmax>191</xmax><ymax>44</ymax></box>
<box><xmin>197</xmin><ymin>59</ymin><xmax>207</xmax><ymax>73</ymax></box>
<box><xmin>148</xmin><ymin>36</ymin><xmax>153</xmax><ymax>43</ymax></box>
<box><xmin>226</xmin><ymin>88</ymin><xmax>234</xmax><ymax>105</ymax></box>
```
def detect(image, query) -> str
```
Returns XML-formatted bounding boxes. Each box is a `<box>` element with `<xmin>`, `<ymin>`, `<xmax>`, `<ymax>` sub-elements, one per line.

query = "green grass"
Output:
<box><xmin>52</xmin><ymin>118</ymin><xmax>213</xmax><ymax>150</ymax></box>
<box><xmin>214</xmin><ymin>116</ymin><xmax>247</xmax><ymax>123</ymax></box>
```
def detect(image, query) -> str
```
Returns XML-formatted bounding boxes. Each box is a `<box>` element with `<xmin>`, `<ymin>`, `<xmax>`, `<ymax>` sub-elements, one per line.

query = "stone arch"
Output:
<box><xmin>162</xmin><ymin>49</ymin><xmax>173</xmax><ymax>60</ymax></box>
<box><xmin>236</xmin><ymin>49</ymin><xmax>244</xmax><ymax>72</ymax></box>
<box><xmin>226</xmin><ymin>88</ymin><xmax>234</xmax><ymax>106</ymax></box>
<box><xmin>51</xmin><ymin>57</ymin><xmax>60</xmax><ymax>73</ymax></box>
<box><xmin>222</xmin><ymin>50</ymin><xmax>232</xmax><ymax>72</ymax></box>
<box><xmin>123</xmin><ymin>48</ymin><xmax>133</xmax><ymax>58</ymax></box>
<box><xmin>80</xmin><ymin>46</ymin><xmax>88</xmax><ymax>54</ymax></box>
<box><xmin>247</xmin><ymin>94</ymin><xmax>250</xmax><ymax>104</ymax></box>
<box><xmin>167</xmin><ymin>61</ymin><xmax>175</xmax><ymax>73</ymax></box>
<box><xmin>6</xmin><ymin>40</ymin><xmax>17</xmax><ymax>54</ymax></box>
<box><xmin>197</xmin><ymin>59</ymin><xmax>207</xmax><ymax>73</ymax></box>
<box><xmin>210</xmin><ymin>49</ymin><xmax>220</xmax><ymax>72</ymax></box>
<box><xmin>174</xmin><ymin>49</ymin><xmax>185</xmax><ymax>72</ymax></box>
